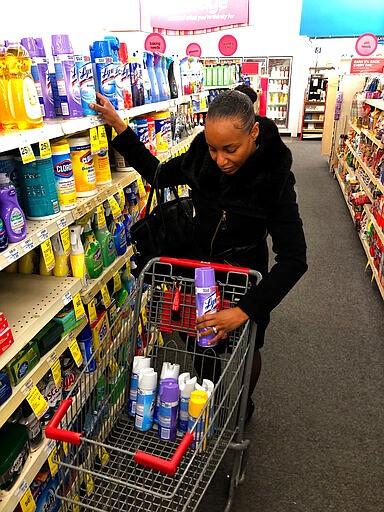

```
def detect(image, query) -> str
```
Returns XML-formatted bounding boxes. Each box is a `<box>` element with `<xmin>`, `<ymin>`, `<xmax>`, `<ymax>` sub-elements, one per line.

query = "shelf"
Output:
<box><xmin>359</xmin><ymin>235</ymin><xmax>384</xmax><ymax>300</ymax></box>
<box><xmin>80</xmin><ymin>245</ymin><xmax>133</xmax><ymax>304</ymax></box>
<box><xmin>203</xmin><ymin>83</ymin><xmax>242</xmax><ymax>90</ymax></box>
<box><xmin>302</xmin><ymin>128</ymin><xmax>323</xmax><ymax>133</ymax></box>
<box><xmin>345</xmin><ymin>141</ymin><xmax>384</xmax><ymax>195</ymax></box>
<box><xmin>0</xmin><ymin>436</ymin><xmax>57</xmax><ymax>512</ymax></box>
<box><xmin>364</xmin><ymin>99</ymin><xmax>384</xmax><ymax>111</ymax></box>
<box><xmin>0</xmin><ymin>170</ymin><xmax>139</xmax><ymax>271</ymax></box>
<box><xmin>268</xmin><ymin>77</ymin><xmax>289</xmax><ymax>80</ymax></box>
<box><xmin>0</xmin><ymin>317</ymin><xmax>87</xmax><ymax>428</ymax></box>
<box><xmin>365</xmin><ymin>205</ymin><xmax>384</xmax><ymax>248</ymax></box>
<box><xmin>305</xmin><ymin>109</ymin><xmax>325</xmax><ymax>114</ymax></box>
<box><xmin>0</xmin><ymin>274</ymin><xmax>82</xmax><ymax>370</ymax></box>
<box><xmin>303</xmin><ymin>119</ymin><xmax>324</xmax><ymax>124</ymax></box>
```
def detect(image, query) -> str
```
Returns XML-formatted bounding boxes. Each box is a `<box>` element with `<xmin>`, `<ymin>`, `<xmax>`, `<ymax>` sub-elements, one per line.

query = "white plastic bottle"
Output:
<box><xmin>195</xmin><ymin>379</ymin><xmax>215</xmax><ymax>438</ymax></box>
<box><xmin>135</xmin><ymin>368</ymin><xmax>157</xmax><ymax>431</ymax></box>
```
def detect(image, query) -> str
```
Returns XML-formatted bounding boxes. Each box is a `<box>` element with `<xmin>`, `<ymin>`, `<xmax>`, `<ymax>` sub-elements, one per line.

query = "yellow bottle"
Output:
<box><xmin>69</xmin><ymin>224</ymin><xmax>89</xmax><ymax>288</ymax></box>
<box><xmin>6</xmin><ymin>42</ymin><xmax>43</xmax><ymax>130</ymax></box>
<box><xmin>51</xmin><ymin>232</ymin><xmax>70</xmax><ymax>277</ymax></box>
<box><xmin>0</xmin><ymin>44</ymin><xmax>15</xmax><ymax>130</ymax></box>
<box><xmin>5</xmin><ymin>260</ymin><xmax>18</xmax><ymax>273</ymax></box>
<box><xmin>18</xmin><ymin>249</ymin><xmax>39</xmax><ymax>274</ymax></box>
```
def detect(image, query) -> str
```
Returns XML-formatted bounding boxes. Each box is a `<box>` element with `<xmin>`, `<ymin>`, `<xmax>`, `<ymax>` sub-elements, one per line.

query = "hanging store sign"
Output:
<box><xmin>350</xmin><ymin>58</ymin><xmax>384</xmax><ymax>74</ymax></box>
<box><xmin>186</xmin><ymin>43</ymin><xmax>202</xmax><ymax>57</ymax></box>
<box><xmin>218</xmin><ymin>34</ymin><xmax>237</xmax><ymax>56</ymax></box>
<box><xmin>355</xmin><ymin>33</ymin><xmax>378</xmax><ymax>57</ymax></box>
<box><xmin>144</xmin><ymin>32</ymin><xmax>167</xmax><ymax>53</ymax></box>
<box><xmin>150</xmin><ymin>0</ymin><xmax>249</xmax><ymax>34</ymax></box>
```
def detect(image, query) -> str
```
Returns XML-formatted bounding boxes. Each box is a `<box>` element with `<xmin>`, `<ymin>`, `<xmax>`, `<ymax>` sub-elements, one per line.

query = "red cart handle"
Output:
<box><xmin>159</xmin><ymin>257</ymin><xmax>251</xmax><ymax>275</ymax></box>
<box><xmin>134</xmin><ymin>432</ymin><xmax>194</xmax><ymax>476</ymax></box>
<box><xmin>45</xmin><ymin>398</ymin><xmax>82</xmax><ymax>445</ymax></box>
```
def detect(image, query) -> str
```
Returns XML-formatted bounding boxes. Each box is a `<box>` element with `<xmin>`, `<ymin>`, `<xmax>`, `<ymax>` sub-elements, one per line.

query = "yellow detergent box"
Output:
<box><xmin>6</xmin><ymin>340</ymin><xmax>40</xmax><ymax>386</ymax></box>
<box><xmin>90</xmin><ymin>311</ymin><xmax>111</xmax><ymax>362</ymax></box>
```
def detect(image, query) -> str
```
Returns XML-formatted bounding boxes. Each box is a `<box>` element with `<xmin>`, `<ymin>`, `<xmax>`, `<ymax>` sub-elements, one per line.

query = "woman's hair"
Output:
<box><xmin>206</xmin><ymin>90</ymin><xmax>255</xmax><ymax>133</ymax></box>
<box><xmin>234</xmin><ymin>83</ymin><xmax>258</xmax><ymax>104</ymax></box>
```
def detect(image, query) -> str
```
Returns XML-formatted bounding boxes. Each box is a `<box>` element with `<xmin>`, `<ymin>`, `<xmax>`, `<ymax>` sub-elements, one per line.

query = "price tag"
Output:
<box><xmin>97</xmin><ymin>125</ymin><xmax>108</xmax><ymax>150</ymax></box>
<box><xmin>96</xmin><ymin>204</ymin><xmax>107</xmax><ymax>229</ymax></box>
<box><xmin>118</xmin><ymin>189</ymin><xmax>125</xmax><ymax>208</ymax></box>
<box><xmin>111</xmin><ymin>127</ymin><xmax>117</xmax><ymax>140</ymax></box>
<box><xmin>72</xmin><ymin>292</ymin><xmax>86</xmax><ymax>320</ymax></box>
<box><xmin>72</xmin><ymin>495</ymin><xmax>81</xmax><ymax>512</ymax></box>
<box><xmin>4</xmin><ymin>247</ymin><xmax>20</xmax><ymax>263</ymax></box>
<box><xmin>41</xmin><ymin>238</ymin><xmax>56</xmax><ymax>271</ymax></box>
<box><xmin>98</xmin><ymin>446</ymin><xmax>110</xmax><ymax>466</ymax></box>
<box><xmin>108</xmin><ymin>195</ymin><xmax>121</xmax><ymax>220</ymax></box>
<box><xmin>47</xmin><ymin>445</ymin><xmax>59</xmax><ymax>476</ymax></box>
<box><xmin>20</xmin><ymin>238</ymin><xmax>34</xmax><ymax>254</ymax></box>
<box><xmin>100</xmin><ymin>283</ymin><xmax>111</xmax><ymax>308</ymax></box>
<box><xmin>49</xmin><ymin>355</ymin><xmax>62</xmax><ymax>387</ymax></box>
<box><xmin>113</xmin><ymin>271</ymin><xmax>122</xmax><ymax>293</ymax></box>
<box><xmin>19</xmin><ymin>487</ymin><xmax>36</xmax><ymax>512</ymax></box>
<box><xmin>69</xmin><ymin>338</ymin><xmax>83</xmax><ymax>367</ymax></box>
<box><xmin>60</xmin><ymin>226</ymin><xmax>71</xmax><ymax>255</ymax></box>
<box><xmin>56</xmin><ymin>217</ymin><xmax>67</xmax><ymax>230</ymax></box>
<box><xmin>63</xmin><ymin>290</ymin><xmax>72</xmax><ymax>305</ymax></box>
<box><xmin>25</xmin><ymin>385</ymin><xmax>49</xmax><ymax>419</ymax></box>
<box><xmin>19</xmin><ymin>143</ymin><xmax>36</xmax><ymax>164</ymax></box>
<box><xmin>39</xmin><ymin>139</ymin><xmax>52</xmax><ymax>158</ymax></box>
<box><xmin>88</xmin><ymin>298</ymin><xmax>97</xmax><ymax>323</ymax></box>
<box><xmin>16</xmin><ymin>480</ymin><xmax>29</xmax><ymax>500</ymax></box>
<box><xmin>37</xmin><ymin>228</ymin><xmax>49</xmax><ymax>243</ymax></box>
<box><xmin>90</xmin><ymin>126</ymin><xmax>100</xmax><ymax>154</ymax></box>
<box><xmin>136</xmin><ymin>177</ymin><xmax>147</xmax><ymax>198</ymax></box>
<box><xmin>85</xmin><ymin>473</ymin><xmax>94</xmax><ymax>496</ymax></box>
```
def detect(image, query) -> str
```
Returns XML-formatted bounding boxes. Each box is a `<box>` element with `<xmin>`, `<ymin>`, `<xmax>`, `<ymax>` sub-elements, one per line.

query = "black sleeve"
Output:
<box><xmin>111</xmin><ymin>127</ymin><xmax>192</xmax><ymax>187</ymax></box>
<box><xmin>238</xmin><ymin>170</ymin><xmax>308</xmax><ymax>324</ymax></box>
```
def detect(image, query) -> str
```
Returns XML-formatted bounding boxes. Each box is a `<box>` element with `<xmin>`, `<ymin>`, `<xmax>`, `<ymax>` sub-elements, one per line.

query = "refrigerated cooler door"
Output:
<box><xmin>267</xmin><ymin>57</ymin><xmax>292</xmax><ymax>131</ymax></box>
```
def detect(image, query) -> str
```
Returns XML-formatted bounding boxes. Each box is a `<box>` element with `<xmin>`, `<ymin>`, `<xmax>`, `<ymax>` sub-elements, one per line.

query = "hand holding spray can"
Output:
<box><xmin>195</xmin><ymin>267</ymin><xmax>218</xmax><ymax>347</ymax></box>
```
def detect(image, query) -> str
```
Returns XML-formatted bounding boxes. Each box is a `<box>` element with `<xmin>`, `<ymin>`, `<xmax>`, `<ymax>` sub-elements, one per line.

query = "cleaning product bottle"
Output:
<box><xmin>68</xmin><ymin>133</ymin><xmax>97</xmax><ymax>197</ymax></box>
<box><xmin>69</xmin><ymin>224</ymin><xmax>89</xmax><ymax>288</ymax></box>
<box><xmin>128</xmin><ymin>356</ymin><xmax>151</xmax><ymax>416</ymax></box>
<box><xmin>161</xmin><ymin>55</ymin><xmax>171</xmax><ymax>99</ymax></box>
<box><xmin>154</xmin><ymin>362</ymin><xmax>180</xmax><ymax>424</ymax></box>
<box><xmin>74</xmin><ymin>52</ymin><xmax>97</xmax><ymax>117</ymax></box>
<box><xmin>0</xmin><ymin>216</ymin><xmax>9</xmax><ymax>252</ymax></box>
<box><xmin>158</xmin><ymin>377</ymin><xmax>179</xmax><ymax>441</ymax></box>
<box><xmin>145</xmin><ymin>51</ymin><xmax>160</xmax><ymax>103</ymax></box>
<box><xmin>93</xmin><ymin>208</ymin><xmax>116</xmax><ymax>267</ymax></box>
<box><xmin>90</xmin><ymin>39</ymin><xmax>117</xmax><ymax>110</ymax></box>
<box><xmin>178</xmin><ymin>373</ymin><xmax>197</xmax><ymax>434</ymax></box>
<box><xmin>34</xmin><ymin>37</ymin><xmax>56</xmax><ymax>119</ymax></box>
<box><xmin>51</xmin><ymin>232</ymin><xmax>70</xmax><ymax>277</ymax></box>
<box><xmin>5</xmin><ymin>42</ymin><xmax>43</xmax><ymax>130</ymax></box>
<box><xmin>166</xmin><ymin>56</ymin><xmax>178</xmax><ymax>98</ymax></box>
<box><xmin>116</xmin><ymin>42</ymin><xmax>132</xmax><ymax>109</ymax></box>
<box><xmin>142</xmin><ymin>51</ymin><xmax>152</xmax><ymax>104</ymax></box>
<box><xmin>121</xmin><ymin>195</ymin><xmax>133</xmax><ymax>246</ymax></box>
<box><xmin>188</xmin><ymin>389</ymin><xmax>208</xmax><ymax>452</ymax></box>
<box><xmin>129</xmin><ymin>50</ymin><xmax>144</xmax><ymax>107</ymax></box>
<box><xmin>135</xmin><ymin>367</ymin><xmax>157</xmax><ymax>431</ymax></box>
<box><xmin>0</xmin><ymin>172</ymin><xmax>27</xmax><ymax>243</ymax></box>
<box><xmin>0</xmin><ymin>43</ymin><xmax>15</xmax><ymax>130</ymax></box>
<box><xmin>108</xmin><ymin>204</ymin><xmax>127</xmax><ymax>256</ymax></box>
<box><xmin>51</xmin><ymin>34</ymin><xmax>83</xmax><ymax>118</ymax></box>
<box><xmin>20</xmin><ymin>37</ymin><xmax>55</xmax><ymax>120</ymax></box>
<box><xmin>195</xmin><ymin>267</ymin><xmax>218</xmax><ymax>347</ymax></box>
<box><xmin>195</xmin><ymin>378</ymin><xmax>215</xmax><ymax>438</ymax></box>
<box><xmin>154</xmin><ymin>52</ymin><xmax>168</xmax><ymax>101</ymax></box>
<box><xmin>82</xmin><ymin>220</ymin><xmax>103</xmax><ymax>279</ymax></box>
<box><xmin>104</xmin><ymin>36</ymin><xmax>124</xmax><ymax>110</ymax></box>
<box><xmin>18</xmin><ymin>248</ymin><xmax>39</xmax><ymax>274</ymax></box>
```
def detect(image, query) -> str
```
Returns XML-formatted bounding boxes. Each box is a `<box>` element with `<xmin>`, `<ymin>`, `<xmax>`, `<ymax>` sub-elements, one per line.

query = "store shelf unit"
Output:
<box><xmin>266</xmin><ymin>57</ymin><xmax>292</xmax><ymax>131</ymax></box>
<box><xmin>301</xmin><ymin>101</ymin><xmax>325</xmax><ymax>139</ymax></box>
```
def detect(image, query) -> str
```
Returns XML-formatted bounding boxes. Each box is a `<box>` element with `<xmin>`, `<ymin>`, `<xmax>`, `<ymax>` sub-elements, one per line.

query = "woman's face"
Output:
<box><xmin>205</xmin><ymin>117</ymin><xmax>259</xmax><ymax>175</ymax></box>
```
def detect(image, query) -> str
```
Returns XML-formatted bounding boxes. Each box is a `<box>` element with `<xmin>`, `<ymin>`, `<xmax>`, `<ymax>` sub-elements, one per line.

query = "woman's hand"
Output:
<box><xmin>89</xmin><ymin>93</ymin><xmax>127</xmax><ymax>134</ymax></box>
<box><xmin>196</xmin><ymin>307</ymin><xmax>249</xmax><ymax>345</ymax></box>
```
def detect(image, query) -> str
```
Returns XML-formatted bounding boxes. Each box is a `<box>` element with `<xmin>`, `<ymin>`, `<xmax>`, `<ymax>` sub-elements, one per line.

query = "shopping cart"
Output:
<box><xmin>46</xmin><ymin>257</ymin><xmax>262</xmax><ymax>512</ymax></box>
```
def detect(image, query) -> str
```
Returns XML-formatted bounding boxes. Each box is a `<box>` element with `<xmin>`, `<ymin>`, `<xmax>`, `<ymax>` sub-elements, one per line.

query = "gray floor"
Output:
<box><xmin>198</xmin><ymin>139</ymin><xmax>384</xmax><ymax>511</ymax></box>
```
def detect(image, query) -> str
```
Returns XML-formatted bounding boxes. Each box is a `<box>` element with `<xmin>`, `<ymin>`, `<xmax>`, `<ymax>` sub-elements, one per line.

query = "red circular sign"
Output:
<box><xmin>355</xmin><ymin>33</ymin><xmax>378</xmax><ymax>57</ymax></box>
<box><xmin>144</xmin><ymin>33</ymin><xmax>166</xmax><ymax>54</ymax></box>
<box><xmin>218</xmin><ymin>35</ymin><xmax>238</xmax><ymax>57</ymax></box>
<box><xmin>186</xmin><ymin>43</ymin><xmax>202</xmax><ymax>57</ymax></box>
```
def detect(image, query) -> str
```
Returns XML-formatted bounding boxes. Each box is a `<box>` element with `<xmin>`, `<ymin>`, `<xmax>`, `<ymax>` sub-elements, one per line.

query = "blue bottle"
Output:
<box><xmin>129</xmin><ymin>51</ymin><xmax>144</xmax><ymax>107</ymax></box>
<box><xmin>90</xmin><ymin>40</ymin><xmax>118</xmax><ymax>110</ymax></box>
<box><xmin>135</xmin><ymin>368</ymin><xmax>157</xmax><ymax>431</ymax></box>
<box><xmin>74</xmin><ymin>54</ymin><xmax>97</xmax><ymax>116</ymax></box>
<box><xmin>142</xmin><ymin>51</ymin><xmax>152</xmax><ymax>104</ymax></box>
<box><xmin>145</xmin><ymin>51</ymin><xmax>160</xmax><ymax>103</ymax></box>
<box><xmin>161</xmin><ymin>55</ymin><xmax>171</xmax><ymax>99</ymax></box>
<box><xmin>104</xmin><ymin>36</ymin><xmax>124</xmax><ymax>110</ymax></box>
<box><xmin>77</xmin><ymin>323</ymin><xmax>96</xmax><ymax>373</ymax></box>
<box><xmin>154</xmin><ymin>53</ymin><xmax>168</xmax><ymax>101</ymax></box>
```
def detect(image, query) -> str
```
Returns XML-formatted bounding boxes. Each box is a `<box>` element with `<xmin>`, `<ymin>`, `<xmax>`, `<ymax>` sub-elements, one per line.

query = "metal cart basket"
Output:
<box><xmin>46</xmin><ymin>257</ymin><xmax>262</xmax><ymax>512</ymax></box>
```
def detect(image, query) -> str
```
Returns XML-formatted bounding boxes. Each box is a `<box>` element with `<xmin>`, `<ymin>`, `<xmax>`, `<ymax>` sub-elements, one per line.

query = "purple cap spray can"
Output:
<box><xmin>195</xmin><ymin>267</ymin><xmax>218</xmax><ymax>347</ymax></box>
<box><xmin>51</xmin><ymin>34</ymin><xmax>83</xmax><ymax>118</ymax></box>
<box><xmin>158</xmin><ymin>378</ymin><xmax>179</xmax><ymax>441</ymax></box>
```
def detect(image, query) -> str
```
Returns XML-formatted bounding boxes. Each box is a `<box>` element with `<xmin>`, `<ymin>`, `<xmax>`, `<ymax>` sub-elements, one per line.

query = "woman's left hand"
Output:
<box><xmin>196</xmin><ymin>307</ymin><xmax>249</xmax><ymax>345</ymax></box>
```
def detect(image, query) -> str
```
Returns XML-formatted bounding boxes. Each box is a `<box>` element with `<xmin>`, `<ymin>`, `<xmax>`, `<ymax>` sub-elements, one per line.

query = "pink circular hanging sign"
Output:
<box><xmin>186</xmin><ymin>43</ymin><xmax>202</xmax><ymax>57</ymax></box>
<box><xmin>145</xmin><ymin>32</ymin><xmax>166</xmax><ymax>54</ymax></box>
<box><xmin>218</xmin><ymin>35</ymin><xmax>238</xmax><ymax>56</ymax></box>
<box><xmin>355</xmin><ymin>33</ymin><xmax>378</xmax><ymax>57</ymax></box>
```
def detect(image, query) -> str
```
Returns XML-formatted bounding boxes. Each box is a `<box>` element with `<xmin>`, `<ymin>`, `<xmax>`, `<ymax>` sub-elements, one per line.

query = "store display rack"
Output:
<box><xmin>301</xmin><ymin>100</ymin><xmax>325</xmax><ymax>139</ymax></box>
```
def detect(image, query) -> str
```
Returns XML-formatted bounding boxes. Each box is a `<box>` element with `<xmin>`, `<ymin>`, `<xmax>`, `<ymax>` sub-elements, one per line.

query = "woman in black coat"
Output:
<box><xmin>90</xmin><ymin>90</ymin><xmax>307</xmax><ymax>419</ymax></box>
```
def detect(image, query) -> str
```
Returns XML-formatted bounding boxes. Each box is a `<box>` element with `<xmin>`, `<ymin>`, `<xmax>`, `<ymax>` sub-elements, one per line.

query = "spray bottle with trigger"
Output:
<box><xmin>69</xmin><ymin>224</ymin><xmax>89</xmax><ymax>289</ymax></box>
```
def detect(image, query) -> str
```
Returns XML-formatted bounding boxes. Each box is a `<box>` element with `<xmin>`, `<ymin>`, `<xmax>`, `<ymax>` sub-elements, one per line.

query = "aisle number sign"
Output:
<box><xmin>19</xmin><ymin>487</ymin><xmax>36</xmax><ymax>512</ymax></box>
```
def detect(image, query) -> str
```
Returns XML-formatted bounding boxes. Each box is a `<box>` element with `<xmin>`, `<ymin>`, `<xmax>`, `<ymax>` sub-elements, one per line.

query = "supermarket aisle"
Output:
<box><xmin>198</xmin><ymin>139</ymin><xmax>384</xmax><ymax>512</ymax></box>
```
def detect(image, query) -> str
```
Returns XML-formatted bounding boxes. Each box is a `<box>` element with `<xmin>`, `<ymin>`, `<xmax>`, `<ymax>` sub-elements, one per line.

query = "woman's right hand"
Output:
<box><xmin>89</xmin><ymin>93</ymin><xmax>127</xmax><ymax>135</ymax></box>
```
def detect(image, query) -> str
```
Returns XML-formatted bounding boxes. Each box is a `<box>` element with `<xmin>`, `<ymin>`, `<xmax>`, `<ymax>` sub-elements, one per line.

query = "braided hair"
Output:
<box><xmin>206</xmin><ymin>90</ymin><xmax>255</xmax><ymax>133</ymax></box>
